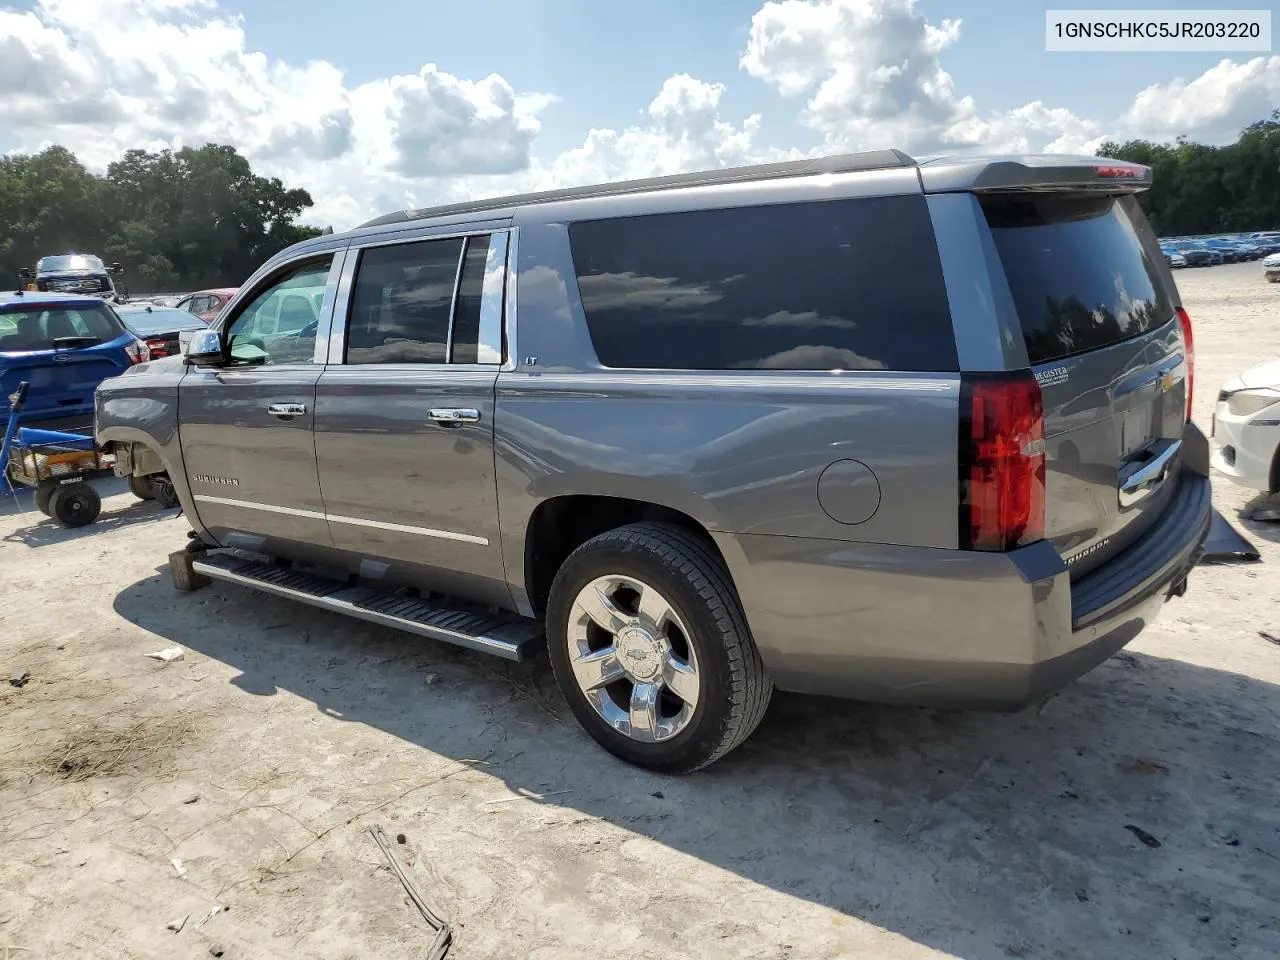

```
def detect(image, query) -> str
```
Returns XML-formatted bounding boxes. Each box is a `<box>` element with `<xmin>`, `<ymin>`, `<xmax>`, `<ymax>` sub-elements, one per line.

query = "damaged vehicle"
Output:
<box><xmin>96</xmin><ymin>151</ymin><xmax>1213</xmax><ymax>773</ymax></box>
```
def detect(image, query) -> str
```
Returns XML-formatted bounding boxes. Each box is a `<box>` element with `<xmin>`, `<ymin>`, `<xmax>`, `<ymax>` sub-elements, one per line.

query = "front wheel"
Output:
<box><xmin>152</xmin><ymin>477</ymin><xmax>180</xmax><ymax>508</ymax></box>
<box><xmin>129</xmin><ymin>475</ymin><xmax>156</xmax><ymax>500</ymax></box>
<box><xmin>546</xmin><ymin>522</ymin><xmax>771</xmax><ymax>773</ymax></box>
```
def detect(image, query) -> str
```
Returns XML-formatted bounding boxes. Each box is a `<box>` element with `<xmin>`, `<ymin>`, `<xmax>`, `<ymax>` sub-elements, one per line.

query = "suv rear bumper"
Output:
<box><xmin>718</xmin><ymin>469</ymin><xmax>1212</xmax><ymax>709</ymax></box>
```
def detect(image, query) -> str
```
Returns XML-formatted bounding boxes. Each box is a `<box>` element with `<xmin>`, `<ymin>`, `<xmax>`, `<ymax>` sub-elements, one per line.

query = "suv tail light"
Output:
<box><xmin>1177</xmin><ymin>307</ymin><xmax>1194</xmax><ymax>422</ymax></box>
<box><xmin>145</xmin><ymin>338</ymin><xmax>170</xmax><ymax>358</ymax></box>
<box><xmin>959</xmin><ymin>374</ymin><xmax>1045</xmax><ymax>552</ymax></box>
<box><xmin>124</xmin><ymin>338</ymin><xmax>150</xmax><ymax>365</ymax></box>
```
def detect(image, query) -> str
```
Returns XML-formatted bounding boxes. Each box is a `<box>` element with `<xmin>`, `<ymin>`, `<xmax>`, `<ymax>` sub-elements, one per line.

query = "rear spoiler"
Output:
<box><xmin>918</xmin><ymin>155</ymin><xmax>1152</xmax><ymax>195</ymax></box>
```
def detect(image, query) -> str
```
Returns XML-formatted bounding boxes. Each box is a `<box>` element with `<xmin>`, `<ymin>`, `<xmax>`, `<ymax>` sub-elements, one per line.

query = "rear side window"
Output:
<box><xmin>568</xmin><ymin>196</ymin><xmax>957</xmax><ymax>372</ymax></box>
<box><xmin>345</xmin><ymin>233</ymin><xmax>507</xmax><ymax>366</ymax></box>
<box><xmin>0</xmin><ymin>305</ymin><xmax>123</xmax><ymax>352</ymax></box>
<box><xmin>347</xmin><ymin>238</ymin><xmax>463</xmax><ymax>364</ymax></box>
<box><xmin>982</xmin><ymin>194</ymin><xmax>1173</xmax><ymax>365</ymax></box>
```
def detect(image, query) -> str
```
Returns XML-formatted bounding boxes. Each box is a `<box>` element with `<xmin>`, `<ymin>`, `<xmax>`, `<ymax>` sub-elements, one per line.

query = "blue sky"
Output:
<box><xmin>226</xmin><ymin>0</ymin><xmax>1249</xmax><ymax>157</ymax></box>
<box><xmin>2</xmin><ymin>0</ymin><xmax>1275</xmax><ymax>226</ymax></box>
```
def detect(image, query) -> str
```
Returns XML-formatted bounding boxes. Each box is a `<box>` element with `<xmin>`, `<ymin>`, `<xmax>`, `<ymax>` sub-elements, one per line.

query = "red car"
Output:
<box><xmin>173</xmin><ymin>288</ymin><xmax>238</xmax><ymax>323</ymax></box>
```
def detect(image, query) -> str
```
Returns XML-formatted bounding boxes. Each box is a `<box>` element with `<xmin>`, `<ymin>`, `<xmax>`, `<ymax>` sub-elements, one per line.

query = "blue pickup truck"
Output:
<box><xmin>0</xmin><ymin>290</ymin><xmax>148</xmax><ymax>431</ymax></box>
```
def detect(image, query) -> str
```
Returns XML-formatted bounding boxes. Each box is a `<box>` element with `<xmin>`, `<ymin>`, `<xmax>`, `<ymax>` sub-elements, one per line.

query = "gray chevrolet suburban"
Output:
<box><xmin>95</xmin><ymin>150</ymin><xmax>1212</xmax><ymax>772</ymax></box>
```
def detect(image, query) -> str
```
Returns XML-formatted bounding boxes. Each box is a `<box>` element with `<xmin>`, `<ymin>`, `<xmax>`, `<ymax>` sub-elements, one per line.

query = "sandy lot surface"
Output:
<box><xmin>1</xmin><ymin>261</ymin><xmax>1278</xmax><ymax>960</ymax></box>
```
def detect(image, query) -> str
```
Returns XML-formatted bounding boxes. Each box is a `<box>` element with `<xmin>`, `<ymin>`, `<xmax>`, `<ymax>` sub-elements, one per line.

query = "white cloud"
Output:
<box><xmin>740</xmin><ymin>0</ymin><xmax>1108</xmax><ymax>155</ymax></box>
<box><xmin>0</xmin><ymin>0</ymin><xmax>553</xmax><ymax>226</ymax></box>
<box><xmin>1122</xmin><ymin>56</ymin><xmax>1280</xmax><ymax>143</ymax></box>
<box><xmin>428</xmin><ymin>74</ymin><xmax>783</xmax><ymax>211</ymax></box>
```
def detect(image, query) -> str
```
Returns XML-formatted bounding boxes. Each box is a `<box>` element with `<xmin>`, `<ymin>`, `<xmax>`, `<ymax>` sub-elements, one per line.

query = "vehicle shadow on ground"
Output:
<box><xmin>112</xmin><ymin>571</ymin><xmax>1280</xmax><ymax>960</ymax></box>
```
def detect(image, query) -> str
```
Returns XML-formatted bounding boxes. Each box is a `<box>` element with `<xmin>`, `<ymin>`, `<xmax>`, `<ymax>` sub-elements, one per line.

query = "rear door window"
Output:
<box><xmin>567</xmin><ymin>196</ymin><xmax>957</xmax><ymax>372</ymax></box>
<box><xmin>981</xmin><ymin>194</ymin><xmax>1173</xmax><ymax>365</ymax></box>
<box><xmin>346</xmin><ymin>239</ymin><xmax>463</xmax><ymax>364</ymax></box>
<box><xmin>345</xmin><ymin>234</ymin><xmax>507</xmax><ymax>366</ymax></box>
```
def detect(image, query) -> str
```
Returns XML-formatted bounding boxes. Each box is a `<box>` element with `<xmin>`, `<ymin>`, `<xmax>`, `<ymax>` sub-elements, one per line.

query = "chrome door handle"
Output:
<box><xmin>428</xmin><ymin>408</ymin><xmax>481</xmax><ymax>425</ymax></box>
<box><xmin>267</xmin><ymin>402</ymin><xmax>307</xmax><ymax>419</ymax></box>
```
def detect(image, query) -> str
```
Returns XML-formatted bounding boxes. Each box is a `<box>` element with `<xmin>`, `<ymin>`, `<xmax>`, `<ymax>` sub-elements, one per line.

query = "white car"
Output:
<box><xmin>1264</xmin><ymin>252</ymin><xmax>1280</xmax><ymax>282</ymax></box>
<box><xmin>1213</xmin><ymin>360</ymin><xmax>1280</xmax><ymax>493</ymax></box>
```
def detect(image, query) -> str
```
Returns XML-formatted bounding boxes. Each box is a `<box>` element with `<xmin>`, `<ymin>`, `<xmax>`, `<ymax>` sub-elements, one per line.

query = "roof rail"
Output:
<box><xmin>357</xmin><ymin>149</ymin><xmax>917</xmax><ymax>229</ymax></box>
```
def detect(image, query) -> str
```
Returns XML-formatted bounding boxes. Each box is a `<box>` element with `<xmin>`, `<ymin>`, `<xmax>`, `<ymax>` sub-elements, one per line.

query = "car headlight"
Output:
<box><xmin>1227</xmin><ymin>388</ymin><xmax>1280</xmax><ymax>418</ymax></box>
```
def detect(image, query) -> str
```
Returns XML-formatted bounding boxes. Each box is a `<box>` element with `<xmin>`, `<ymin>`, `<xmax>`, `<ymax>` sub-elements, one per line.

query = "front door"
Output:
<box><xmin>180</xmin><ymin>252</ymin><xmax>344</xmax><ymax>558</ymax></box>
<box><xmin>314</xmin><ymin>229</ymin><xmax>511</xmax><ymax>607</ymax></box>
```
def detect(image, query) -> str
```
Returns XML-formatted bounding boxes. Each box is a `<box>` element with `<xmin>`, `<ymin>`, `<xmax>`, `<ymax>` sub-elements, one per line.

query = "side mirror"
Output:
<box><xmin>110</xmin><ymin>263</ymin><xmax>124</xmax><ymax>275</ymax></box>
<box><xmin>17</xmin><ymin>268</ymin><xmax>31</xmax><ymax>280</ymax></box>
<box><xmin>183</xmin><ymin>328</ymin><xmax>227</xmax><ymax>368</ymax></box>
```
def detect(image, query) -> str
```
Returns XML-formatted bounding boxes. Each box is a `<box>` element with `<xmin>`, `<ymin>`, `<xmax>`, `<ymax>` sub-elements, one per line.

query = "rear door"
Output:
<box><xmin>0</xmin><ymin>301</ymin><xmax>132</xmax><ymax>423</ymax></box>
<box><xmin>980</xmin><ymin>192</ymin><xmax>1187</xmax><ymax>577</ymax></box>
<box><xmin>313</xmin><ymin>228</ymin><xmax>511</xmax><ymax>608</ymax></box>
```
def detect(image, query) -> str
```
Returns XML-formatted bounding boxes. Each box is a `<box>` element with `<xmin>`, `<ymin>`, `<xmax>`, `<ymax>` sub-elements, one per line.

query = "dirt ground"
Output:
<box><xmin>1</xmin><ymin>262</ymin><xmax>1278</xmax><ymax>960</ymax></box>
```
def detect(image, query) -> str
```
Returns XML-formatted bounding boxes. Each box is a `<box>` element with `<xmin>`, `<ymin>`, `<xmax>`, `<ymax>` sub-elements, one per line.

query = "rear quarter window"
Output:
<box><xmin>982</xmin><ymin>194</ymin><xmax>1173</xmax><ymax>365</ymax></box>
<box><xmin>568</xmin><ymin>195</ymin><xmax>958</xmax><ymax>372</ymax></box>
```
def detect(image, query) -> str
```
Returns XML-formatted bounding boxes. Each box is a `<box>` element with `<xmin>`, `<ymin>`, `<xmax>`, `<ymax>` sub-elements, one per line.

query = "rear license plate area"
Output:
<box><xmin>1120</xmin><ymin>405</ymin><xmax>1156</xmax><ymax>458</ymax></box>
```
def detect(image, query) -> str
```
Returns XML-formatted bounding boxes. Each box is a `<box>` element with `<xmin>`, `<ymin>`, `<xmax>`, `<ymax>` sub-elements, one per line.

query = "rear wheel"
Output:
<box><xmin>49</xmin><ymin>483</ymin><xmax>101</xmax><ymax>528</ymax></box>
<box><xmin>546</xmin><ymin>522</ymin><xmax>771</xmax><ymax>773</ymax></box>
<box><xmin>129</xmin><ymin>475</ymin><xmax>156</xmax><ymax>500</ymax></box>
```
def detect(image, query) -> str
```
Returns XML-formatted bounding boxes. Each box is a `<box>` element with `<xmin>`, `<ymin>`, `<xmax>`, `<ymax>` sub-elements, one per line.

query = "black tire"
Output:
<box><xmin>129</xmin><ymin>474</ymin><xmax>156</xmax><ymax>500</ymax></box>
<box><xmin>152</xmin><ymin>477</ymin><xmax>180</xmax><ymax>508</ymax></box>
<box><xmin>49</xmin><ymin>483</ymin><xmax>101</xmax><ymax>528</ymax></box>
<box><xmin>546</xmin><ymin>521</ymin><xmax>771</xmax><ymax>773</ymax></box>
<box><xmin>35</xmin><ymin>483</ymin><xmax>55</xmax><ymax>517</ymax></box>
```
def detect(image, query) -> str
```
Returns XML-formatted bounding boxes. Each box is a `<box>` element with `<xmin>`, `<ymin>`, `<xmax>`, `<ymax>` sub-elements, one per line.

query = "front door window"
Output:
<box><xmin>226</xmin><ymin>259</ymin><xmax>333</xmax><ymax>365</ymax></box>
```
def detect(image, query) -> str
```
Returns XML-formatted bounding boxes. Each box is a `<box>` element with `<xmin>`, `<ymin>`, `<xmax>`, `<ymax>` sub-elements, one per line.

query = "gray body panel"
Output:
<box><xmin>93</xmin><ymin>150</ymin><xmax>1211</xmax><ymax>709</ymax></box>
<box><xmin>180</xmin><ymin>364</ymin><xmax>333</xmax><ymax>553</ymax></box>
<box><xmin>313</xmin><ymin>365</ymin><xmax>511</xmax><ymax>608</ymax></box>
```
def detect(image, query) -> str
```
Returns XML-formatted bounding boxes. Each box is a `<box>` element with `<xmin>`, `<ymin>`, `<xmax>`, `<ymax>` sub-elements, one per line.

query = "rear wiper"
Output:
<box><xmin>51</xmin><ymin>336</ymin><xmax>100</xmax><ymax>349</ymax></box>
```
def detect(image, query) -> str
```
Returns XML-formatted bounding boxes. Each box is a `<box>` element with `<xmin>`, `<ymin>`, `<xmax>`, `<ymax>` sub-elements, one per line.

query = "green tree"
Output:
<box><xmin>1099</xmin><ymin>110</ymin><xmax>1280</xmax><ymax>235</ymax></box>
<box><xmin>0</xmin><ymin>142</ymin><xmax>321</xmax><ymax>293</ymax></box>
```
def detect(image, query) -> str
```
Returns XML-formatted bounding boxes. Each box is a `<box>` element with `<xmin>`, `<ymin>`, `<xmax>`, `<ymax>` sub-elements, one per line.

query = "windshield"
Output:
<box><xmin>983</xmin><ymin>193</ymin><xmax>1173</xmax><ymax>366</ymax></box>
<box><xmin>37</xmin><ymin>255</ymin><xmax>105</xmax><ymax>273</ymax></box>
<box><xmin>118</xmin><ymin>307</ymin><xmax>206</xmax><ymax>336</ymax></box>
<box><xmin>0</xmin><ymin>304</ymin><xmax>124</xmax><ymax>351</ymax></box>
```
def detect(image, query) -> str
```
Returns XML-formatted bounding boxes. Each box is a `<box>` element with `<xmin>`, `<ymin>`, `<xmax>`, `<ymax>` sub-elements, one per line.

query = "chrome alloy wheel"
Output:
<box><xmin>566</xmin><ymin>574</ymin><xmax>701</xmax><ymax>743</ymax></box>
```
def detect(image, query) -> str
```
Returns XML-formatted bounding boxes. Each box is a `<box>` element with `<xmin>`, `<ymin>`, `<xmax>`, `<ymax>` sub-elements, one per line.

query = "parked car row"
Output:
<box><xmin>0</xmin><ymin>284</ymin><xmax>239</xmax><ymax>428</ymax></box>
<box><xmin>1160</xmin><ymin>232</ymin><xmax>1280</xmax><ymax>269</ymax></box>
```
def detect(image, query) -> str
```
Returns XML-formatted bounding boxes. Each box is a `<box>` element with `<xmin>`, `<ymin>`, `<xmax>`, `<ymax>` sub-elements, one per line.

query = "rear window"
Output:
<box><xmin>982</xmin><ymin>194</ymin><xmax>1173</xmax><ymax>366</ymax></box>
<box><xmin>568</xmin><ymin>196</ymin><xmax>957</xmax><ymax>372</ymax></box>
<box><xmin>0</xmin><ymin>304</ymin><xmax>123</xmax><ymax>352</ymax></box>
<box><xmin>118</xmin><ymin>308</ymin><xmax>206</xmax><ymax>337</ymax></box>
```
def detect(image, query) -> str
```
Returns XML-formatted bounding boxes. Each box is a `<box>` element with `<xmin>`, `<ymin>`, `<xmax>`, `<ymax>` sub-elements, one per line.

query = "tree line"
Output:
<box><xmin>0</xmin><ymin>143</ymin><xmax>323</xmax><ymax>293</ymax></box>
<box><xmin>1099</xmin><ymin>111</ymin><xmax>1280</xmax><ymax>237</ymax></box>
<box><xmin>2</xmin><ymin>116</ymin><xmax>1276</xmax><ymax>293</ymax></box>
